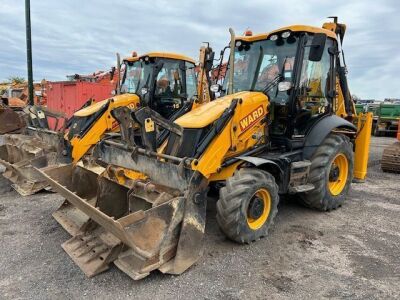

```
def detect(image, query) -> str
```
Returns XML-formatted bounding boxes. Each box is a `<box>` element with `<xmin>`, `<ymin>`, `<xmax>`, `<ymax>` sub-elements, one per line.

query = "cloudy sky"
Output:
<box><xmin>0</xmin><ymin>0</ymin><xmax>398</xmax><ymax>99</ymax></box>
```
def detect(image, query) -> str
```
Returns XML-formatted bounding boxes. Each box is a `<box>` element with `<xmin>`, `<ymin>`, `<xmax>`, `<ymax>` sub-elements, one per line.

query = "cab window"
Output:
<box><xmin>185</xmin><ymin>62</ymin><xmax>197</xmax><ymax>99</ymax></box>
<box><xmin>298</xmin><ymin>37</ymin><xmax>334</xmax><ymax>114</ymax></box>
<box><xmin>153</xmin><ymin>59</ymin><xmax>186</xmax><ymax>118</ymax></box>
<box><xmin>155</xmin><ymin>60</ymin><xmax>183</xmax><ymax>98</ymax></box>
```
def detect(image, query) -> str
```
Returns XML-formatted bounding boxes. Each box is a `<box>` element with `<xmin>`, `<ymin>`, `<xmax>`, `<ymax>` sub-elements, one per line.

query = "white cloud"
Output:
<box><xmin>0</xmin><ymin>0</ymin><xmax>398</xmax><ymax>99</ymax></box>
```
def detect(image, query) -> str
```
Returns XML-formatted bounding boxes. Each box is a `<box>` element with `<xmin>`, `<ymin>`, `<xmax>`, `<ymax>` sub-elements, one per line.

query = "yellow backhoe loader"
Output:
<box><xmin>35</xmin><ymin>19</ymin><xmax>372</xmax><ymax>280</ymax></box>
<box><xmin>0</xmin><ymin>48</ymin><xmax>214</xmax><ymax>195</ymax></box>
<box><xmin>45</xmin><ymin>47</ymin><xmax>214</xmax><ymax>238</ymax></box>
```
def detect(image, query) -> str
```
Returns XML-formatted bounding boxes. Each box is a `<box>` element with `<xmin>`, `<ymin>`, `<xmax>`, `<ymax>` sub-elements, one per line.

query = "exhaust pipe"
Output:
<box><xmin>228</xmin><ymin>28</ymin><xmax>236</xmax><ymax>95</ymax></box>
<box><xmin>116</xmin><ymin>53</ymin><xmax>121</xmax><ymax>95</ymax></box>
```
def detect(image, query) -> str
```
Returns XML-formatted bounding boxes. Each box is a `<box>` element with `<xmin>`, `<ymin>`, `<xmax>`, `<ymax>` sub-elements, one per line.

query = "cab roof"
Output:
<box><xmin>237</xmin><ymin>25</ymin><xmax>337</xmax><ymax>42</ymax></box>
<box><xmin>124</xmin><ymin>52</ymin><xmax>195</xmax><ymax>64</ymax></box>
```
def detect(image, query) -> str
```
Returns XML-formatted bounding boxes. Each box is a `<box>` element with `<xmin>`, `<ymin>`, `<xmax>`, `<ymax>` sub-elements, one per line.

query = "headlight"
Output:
<box><xmin>281</xmin><ymin>31</ymin><xmax>291</xmax><ymax>38</ymax></box>
<box><xmin>269</xmin><ymin>34</ymin><xmax>278</xmax><ymax>41</ymax></box>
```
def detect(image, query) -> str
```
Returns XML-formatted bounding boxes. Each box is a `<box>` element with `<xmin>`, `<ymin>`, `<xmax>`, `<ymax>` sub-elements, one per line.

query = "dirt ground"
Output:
<box><xmin>0</xmin><ymin>136</ymin><xmax>399</xmax><ymax>299</ymax></box>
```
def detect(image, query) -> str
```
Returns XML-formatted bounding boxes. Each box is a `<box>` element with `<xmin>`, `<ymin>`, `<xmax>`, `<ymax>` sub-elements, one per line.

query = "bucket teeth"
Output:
<box><xmin>62</xmin><ymin>227</ymin><xmax>122</xmax><ymax>278</ymax></box>
<box><xmin>52</xmin><ymin>199</ymin><xmax>95</xmax><ymax>236</ymax></box>
<box><xmin>35</xmin><ymin>162</ymin><xmax>207</xmax><ymax>280</ymax></box>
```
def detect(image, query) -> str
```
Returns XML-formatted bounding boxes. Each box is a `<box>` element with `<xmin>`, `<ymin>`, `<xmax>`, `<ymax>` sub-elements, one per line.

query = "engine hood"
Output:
<box><xmin>175</xmin><ymin>91</ymin><xmax>267</xmax><ymax>128</ymax></box>
<box><xmin>74</xmin><ymin>93</ymin><xmax>140</xmax><ymax>117</ymax></box>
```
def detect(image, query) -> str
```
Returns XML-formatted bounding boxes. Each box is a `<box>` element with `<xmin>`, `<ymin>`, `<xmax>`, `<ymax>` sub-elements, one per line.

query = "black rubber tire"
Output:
<box><xmin>372</xmin><ymin>122</ymin><xmax>378</xmax><ymax>136</ymax></box>
<box><xmin>373</xmin><ymin>122</ymin><xmax>381</xmax><ymax>136</ymax></box>
<box><xmin>299</xmin><ymin>133</ymin><xmax>354</xmax><ymax>211</ymax></box>
<box><xmin>216</xmin><ymin>168</ymin><xmax>279</xmax><ymax>244</ymax></box>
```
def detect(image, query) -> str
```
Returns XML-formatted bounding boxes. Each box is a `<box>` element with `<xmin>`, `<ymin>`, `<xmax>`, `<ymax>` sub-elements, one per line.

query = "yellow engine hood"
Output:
<box><xmin>73</xmin><ymin>94</ymin><xmax>140</xmax><ymax>117</ymax></box>
<box><xmin>175</xmin><ymin>91</ymin><xmax>267</xmax><ymax>128</ymax></box>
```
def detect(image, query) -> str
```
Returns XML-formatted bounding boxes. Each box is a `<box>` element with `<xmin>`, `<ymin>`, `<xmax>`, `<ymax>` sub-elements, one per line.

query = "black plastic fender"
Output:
<box><xmin>303</xmin><ymin>115</ymin><xmax>356</xmax><ymax>159</ymax></box>
<box><xmin>236</xmin><ymin>156</ymin><xmax>284</xmax><ymax>184</ymax></box>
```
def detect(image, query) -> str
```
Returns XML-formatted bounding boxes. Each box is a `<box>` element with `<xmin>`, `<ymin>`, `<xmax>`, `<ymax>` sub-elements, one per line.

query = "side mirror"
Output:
<box><xmin>308</xmin><ymin>33</ymin><xmax>327</xmax><ymax>62</ymax></box>
<box><xmin>210</xmin><ymin>84</ymin><xmax>221</xmax><ymax>93</ymax></box>
<box><xmin>141</xmin><ymin>87</ymin><xmax>149</xmax><ymax>95</ymax></box>
<box><xmin>278</xmin><ymin>81</ymin><xmax>292</xmax><ymax>92</ymax></box>
<box><xmin>205</xmin><ymin>50</ymin><xmax>215</xmax><ymax>72</ymax></box>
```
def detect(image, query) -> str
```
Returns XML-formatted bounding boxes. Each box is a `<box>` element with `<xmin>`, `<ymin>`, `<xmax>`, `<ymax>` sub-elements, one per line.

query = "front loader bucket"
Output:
<box><xmin>34</xmin><ymin>141</ymin><xmax>209</xmax><ymax>280</ymax></box>
<box><xmin>0</xmin><ymin>133</ymin><xmax>61</xmax><ymax>195</ymax></box>
<box><xmin>50</xmin><ymin>163</ymin><xmax>104</xmax><ymax>236</ymax></box>
<box><xmin>0</xmin><ymin>106</ymin><xmax>25</xmax><ymax>134</ymax></box>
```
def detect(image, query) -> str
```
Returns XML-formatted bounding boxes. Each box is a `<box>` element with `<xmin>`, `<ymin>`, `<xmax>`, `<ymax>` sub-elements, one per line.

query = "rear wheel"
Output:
<box><xmin>299</xmin><ymin>133</ymin><xmax>353</xmax><ymax>211</ymax></box>
<box><xmin>372</xmin><ymin>121</ymin><xmax>378</xmax><ymax>136</ymax></box>
<box><xmin>216</xmin><ymin>168</ymin><xmax>279</xmax><ymax>244</ymax></box>
<box><xmin>373</xmin><ymin>122</ymin><xmax>381</xmax><ymax>136</ymax></box>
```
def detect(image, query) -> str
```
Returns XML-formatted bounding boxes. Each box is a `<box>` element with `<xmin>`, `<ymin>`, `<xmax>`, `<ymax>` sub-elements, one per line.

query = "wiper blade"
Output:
<box><xmin>263</xmin><ymin>74</ymin><xmax>283</xmax><ymax>94</ymax></box>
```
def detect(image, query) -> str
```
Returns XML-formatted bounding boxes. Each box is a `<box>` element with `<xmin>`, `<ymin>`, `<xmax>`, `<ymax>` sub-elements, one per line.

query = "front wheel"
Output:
<box><xmin>216</xmin><ymin>168</ymin><xmax>279</xmax><ymax>244</ymax></box>
<box><xmin>299</xmin><ymin>133</ymin><xmax>354</xmax><ymax>211</ymax></box>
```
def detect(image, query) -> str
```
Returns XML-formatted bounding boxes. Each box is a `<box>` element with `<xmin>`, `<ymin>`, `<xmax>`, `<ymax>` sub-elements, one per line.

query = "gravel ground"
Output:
<box><xmin>0</xmin><ymin>136</ymin><xmax>399</xmax><ymax>299</ymax></box>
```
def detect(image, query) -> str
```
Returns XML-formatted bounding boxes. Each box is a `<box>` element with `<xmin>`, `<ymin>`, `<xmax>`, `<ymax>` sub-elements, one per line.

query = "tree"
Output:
<box><xmin>8</xmin><ymin>76</ymin><xmax>26</xmax><ymax>85</ymax></box>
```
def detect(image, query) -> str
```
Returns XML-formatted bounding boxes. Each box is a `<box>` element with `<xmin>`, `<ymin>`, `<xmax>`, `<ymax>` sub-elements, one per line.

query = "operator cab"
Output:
<box><xmin>221</xmin><ymin>26</ymin><xmax>337</xmax><ymax>147</ymax></box>
<box><xmin>121</xmin><ymin>53</ymin><xmax>198</xmax><ymax>119</ymax></box>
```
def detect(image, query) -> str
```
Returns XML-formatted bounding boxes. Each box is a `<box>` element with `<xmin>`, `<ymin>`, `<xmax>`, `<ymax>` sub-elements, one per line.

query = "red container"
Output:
<box><xmin>46</xmin><ymin>80</ymin><xmax>115</xmax><ymax>130</ymax></box>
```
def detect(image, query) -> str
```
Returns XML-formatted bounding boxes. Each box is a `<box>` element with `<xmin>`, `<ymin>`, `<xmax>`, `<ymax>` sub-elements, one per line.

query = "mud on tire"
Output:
<box><xmin>216</xmin><ymin>168</ymin><xmax>279</xmax><ymax>244</ymax></box>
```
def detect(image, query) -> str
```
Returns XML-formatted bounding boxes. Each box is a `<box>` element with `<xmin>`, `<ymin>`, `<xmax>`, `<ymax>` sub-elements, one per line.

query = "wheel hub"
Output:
<box><xmin>329</xmin><ymin>165</ymin><xmax>340</xmax><ymax>182</ymax></box>
<box><xmin>247</xmin><ymin>196</ymin><xmax>264</xmax><ymax>220</ymax></box>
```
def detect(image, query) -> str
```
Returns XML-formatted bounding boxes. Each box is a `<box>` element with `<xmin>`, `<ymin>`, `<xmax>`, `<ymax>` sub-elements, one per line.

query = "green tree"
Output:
<box><xmin>8</xmin><ymin>76</ymin><xmax>26</xmax><ymax>85</ymax></box>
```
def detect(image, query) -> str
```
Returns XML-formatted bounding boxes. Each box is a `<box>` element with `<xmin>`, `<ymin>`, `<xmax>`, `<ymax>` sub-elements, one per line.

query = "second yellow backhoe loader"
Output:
<box><xmin>35</xmin><ymin>19</ymin><xmax>372</xmax><ymax>280</ymax></box>
<box><xmin>1</xmin><ymin>48</ymin><xmax>214</xmax><ymax>196</ymax></box>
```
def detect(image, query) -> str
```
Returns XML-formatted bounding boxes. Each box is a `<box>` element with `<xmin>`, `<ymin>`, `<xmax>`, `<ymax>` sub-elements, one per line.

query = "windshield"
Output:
<box><xmin>120</xmin><ymin>60</ymin><xmax>154</xmax><ymax>94</ymax></box>
<box><xmin>152</xmin><ymin>59</ymin><xmax>196</xmax><ymax>119</ymax></box>
<box><xmin>223</xmin><ymin>33</ymin><xmax>299</xmax><ymax>103</ymax></box>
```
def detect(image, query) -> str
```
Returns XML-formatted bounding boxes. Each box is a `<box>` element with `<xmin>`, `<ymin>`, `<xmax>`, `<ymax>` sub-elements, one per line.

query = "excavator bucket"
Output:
<box><xmin>0</xmin><ymin>104</ymin><xmax>26</xmax><ymax>134</ymax></box>
<box><xmin>33</xmin><ymin>139</ymin><xmax>208</xmax><ymax>280</ymax></box>
<box><xmin>0</xmin><ymin>105</ymin><xmax>66</xmax><ymax>195</ymax></box>
<box><xmin>50</xmin><ymin>161</ymin><xmax>104</xmax><ymax>236</ymax></box>
<box><xmin>0</xmin><ymin>133</ymin><xmax>62</xmax><ymax>195</ymax></box>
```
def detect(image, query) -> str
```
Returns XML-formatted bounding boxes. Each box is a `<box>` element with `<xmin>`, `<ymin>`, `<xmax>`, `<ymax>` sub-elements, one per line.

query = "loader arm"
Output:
<box><xmin>67</xmin><ymin>94</ymin><xmax>139</xmax><ymax>163</ymax></box>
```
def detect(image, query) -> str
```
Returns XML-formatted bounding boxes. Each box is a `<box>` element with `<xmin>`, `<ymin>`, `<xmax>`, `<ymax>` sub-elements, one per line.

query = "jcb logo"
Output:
<box><xmin>239</xmin><ymin>105</ymin><xmax>265</xmax><ymax>132</ymax></box>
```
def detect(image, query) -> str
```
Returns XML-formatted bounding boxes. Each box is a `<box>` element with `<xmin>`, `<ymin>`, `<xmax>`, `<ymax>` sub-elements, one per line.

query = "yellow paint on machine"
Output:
<box><xmin>354</xmin><ymin>112</ymin><xmax>373</xmax><ymax>180</ymax></box>
<box><xmin>239</xmin><ymin>105</ymin><xmax>265</xmax><ymax>132</ymax></box>
<box><xmin>124</xmin><ymin>52</ymin><xmax>195</xmax><ymax>64</ymax></box>
<box><xmin>69</xmin><ymin>93</ymin><xmax>140</xmax><ymax>163</ymax></box>
<box><xmin>187</xmin><ymin>92</ymin><xmax>269</xmax><ymax>178</ymax></box>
